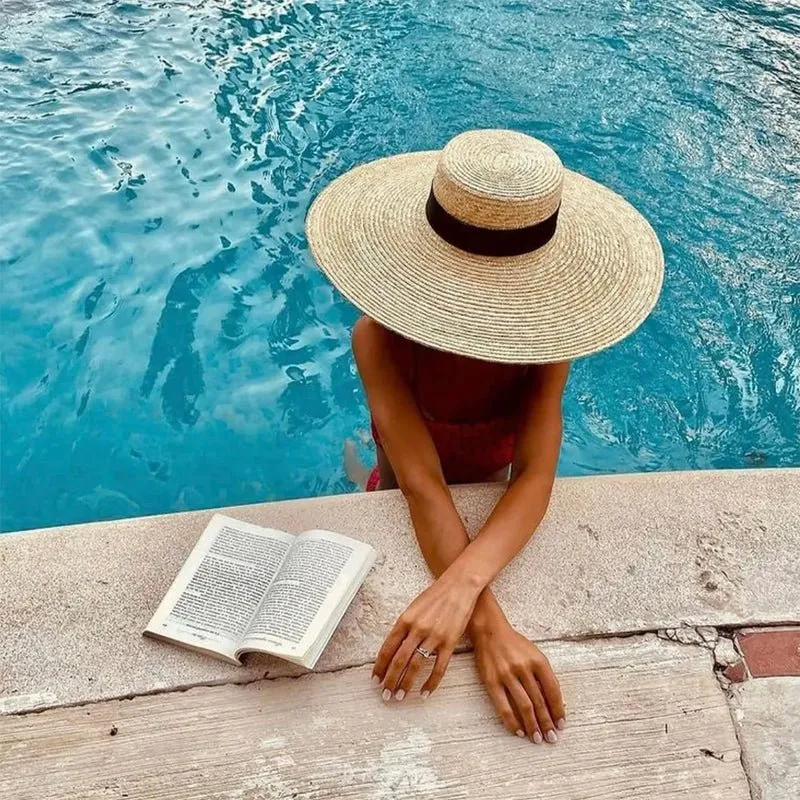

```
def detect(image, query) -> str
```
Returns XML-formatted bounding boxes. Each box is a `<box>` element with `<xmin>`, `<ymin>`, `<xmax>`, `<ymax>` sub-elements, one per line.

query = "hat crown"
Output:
<box><xmin>432</xmin><ymin>130</ymin><xmax>563</xmax><ymax>231</ymax></box>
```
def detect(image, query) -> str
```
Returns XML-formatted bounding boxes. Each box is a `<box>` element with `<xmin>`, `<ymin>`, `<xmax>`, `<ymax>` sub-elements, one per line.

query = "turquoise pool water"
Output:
<box><xmin>1</xmin><ymin>1</ymin><xmax>798</xmax><ymax>533</ymax></box>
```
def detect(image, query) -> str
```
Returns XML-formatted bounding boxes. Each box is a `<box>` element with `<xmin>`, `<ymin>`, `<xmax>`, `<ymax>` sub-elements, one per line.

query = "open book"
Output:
<box><xmin>144</xmin><ymin>514</ymin><xmax>376</xmax><ymax>669</ymax></box>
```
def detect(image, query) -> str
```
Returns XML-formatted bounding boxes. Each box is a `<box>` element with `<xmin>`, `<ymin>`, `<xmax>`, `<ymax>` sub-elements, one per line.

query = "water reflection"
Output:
<box><xmin>0</xmin><ymin>0</ymin><xmax>798</xmax><ymax>531</ymax></box>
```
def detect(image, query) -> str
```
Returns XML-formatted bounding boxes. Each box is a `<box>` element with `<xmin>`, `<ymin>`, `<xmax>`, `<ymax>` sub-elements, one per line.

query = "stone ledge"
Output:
<box><xmin>729</xmin><ymin>677</ymin><xmax>800</xmax><ymax>800</ymax></box>
<box><xmin>1</xmin><ymin>468</ymin><xmax>798</xmax><ymax>714</ymax></box>
<box><xmin>0</xmin><ymin>636</ymin><xmax>750</xmax><ymax>800</ymax></box>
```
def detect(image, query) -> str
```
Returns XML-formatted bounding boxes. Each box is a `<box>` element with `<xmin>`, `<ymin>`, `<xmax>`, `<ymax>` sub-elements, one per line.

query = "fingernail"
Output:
<box><xmin>395</xmin><ymin>690</ymin><xmax>405</xmax><ymax>701</ymax></box>
<box><xmin>421</xmin><ymin>690</ymin><xmax>430</xmax><ymax>700</ymax></box>
<box><xmin>371</xmin><ymin>675</ymin><xmax>381</xmax><ymax>686</ymax></box>
<box><xmin>557</xmin><ymin>718</ymin><xmax>566</xmax><ymax>731</ymax></box>
<box><xmin>533</xmin><ymin>731</ymin><xmax>543</xmax><ymax>744</ymax></box>
<box><xmin>515</xmin><ymin>729</ymin><xmax>525</xmax><ymax>738</ymax></box>
<box><xmin>546</xmin><ymin>730</ymin><xmax>558</xmax><ymax>743</ymax></box>
<box><xmin>382</xmin><ymin>689</ymin><xmax>392</xmax><ymax>701</ymax></box>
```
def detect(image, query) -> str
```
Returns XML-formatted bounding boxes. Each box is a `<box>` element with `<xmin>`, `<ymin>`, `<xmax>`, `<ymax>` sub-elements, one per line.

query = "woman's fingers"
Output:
<box><xmin>485</xmin><ymin>680</ymin><xmax>521</xmax><ymax>736</ymax></box>
<box><xmin>419</xmin><ymin>646</ymin><xmax>452</xmax><ymax>696</ymax></box>
<box><xmin>534</xmin><ymin>657</ymin><xmax>567</xmax><ymax>728</ymax></box>
<box><xmin>396</xmin><ymin>640</ymin><xmax>437</xmax><ymax>699</ymax></box>
<box><xmin>372</xmin><ymin>619</ymin><xmax>410</xmax><ymax>683</ymax></box>
<box><xmin>506</xmin><ymin>679</ymin><xmax>542</xmax><ymax>743</ymax></box>
<box><xmin>382</xmin><ymin>634</ymin><xmax>423</xmax><ymax>696</ymax></box>
<box><xmin>519</xmin><ymin>671</ymin><xmax>557</xmax><ymax>743</ymax></box>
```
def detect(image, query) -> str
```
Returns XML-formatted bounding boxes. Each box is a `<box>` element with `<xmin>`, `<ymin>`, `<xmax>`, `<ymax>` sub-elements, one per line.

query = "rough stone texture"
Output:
<box><xmin>1</xmin><ymin>468</ymin><xmax>798</xmax><ymax>714</ymax></box>
<box><xmin>729</xmin><ymin>677</ymin><xmax>800</xmax><ymax>800</ymax></box>
<box><xmin>736</xmin><ymin>628</ymin><xmax>800</xmax><ymax>677</ymax></box>
<box><xmin>713</xmin><ymin>636</ymin><xmax>741</xmax><ymax>668</ymax></box>
<box><xmin>0</xmin><ymin>637</ymin><xmax>750</xmax><ymax>800</ymax></box>
<box><xmin>659</xmin><ymin>625</ymin><xmax>719</xmax><ymax>648</ymax></box>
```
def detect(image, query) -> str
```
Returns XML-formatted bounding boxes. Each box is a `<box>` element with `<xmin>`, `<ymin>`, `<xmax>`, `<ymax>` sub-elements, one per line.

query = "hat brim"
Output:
<box><xmin>306</xmin><ymin>151</ymin><xmax>664</xmax><ymax>364</ymax></box>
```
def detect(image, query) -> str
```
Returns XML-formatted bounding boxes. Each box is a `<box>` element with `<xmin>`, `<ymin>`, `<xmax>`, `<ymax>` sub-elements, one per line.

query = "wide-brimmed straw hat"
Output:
<box><xmin>306</xmin><ymin>129</ymin><xmax>663</xmax><ymax>364</ymax></box>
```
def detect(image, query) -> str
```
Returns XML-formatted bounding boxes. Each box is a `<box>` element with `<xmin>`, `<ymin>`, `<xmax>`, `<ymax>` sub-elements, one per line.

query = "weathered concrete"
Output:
<box><xmin>0</xmin><ymin>636</ymin><xmax>750</xmax><ymax>800</ymax></box>
<box><xmin>1</xmin><ymin>469</ymin><xmax>798</xmax><ymax>714</ymax></box>
<box><xmin>728</xmin><ymin>678</ymin><xmax>800</xmax><ymax>800</ymax></box>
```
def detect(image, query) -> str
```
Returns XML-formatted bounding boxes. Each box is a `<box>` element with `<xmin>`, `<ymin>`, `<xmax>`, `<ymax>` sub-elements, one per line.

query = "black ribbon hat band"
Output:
<box><xmin>425</xmin><ymin>189</ymin><xmax>560</xmax><ymax>257</ymax></box>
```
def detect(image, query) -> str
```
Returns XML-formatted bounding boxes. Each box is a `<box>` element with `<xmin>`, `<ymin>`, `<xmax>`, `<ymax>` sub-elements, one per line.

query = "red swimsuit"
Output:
<box><xmin>366</xmin><ymin>348</ymin><xmax>526</xmax><ymax>490</ymax></box>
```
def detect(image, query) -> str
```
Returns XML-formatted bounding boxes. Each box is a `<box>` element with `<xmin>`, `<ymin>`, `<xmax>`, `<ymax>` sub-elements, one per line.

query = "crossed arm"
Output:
<box><xmin>353</xmin><ymin>318</ymin><xmax>569</xmax><ymax>741</ymax></box>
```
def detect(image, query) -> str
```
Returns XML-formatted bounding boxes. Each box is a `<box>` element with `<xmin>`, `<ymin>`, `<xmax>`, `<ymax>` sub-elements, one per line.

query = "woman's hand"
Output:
<box><xmin>372</xmin><ymin>572</ymin><xmax>482</xmax><ymax>700</ymax></box>
<box><xmin>472</xmin><ymin>620</ymin><xmax>565</xmax><ymax>744</ymax></box>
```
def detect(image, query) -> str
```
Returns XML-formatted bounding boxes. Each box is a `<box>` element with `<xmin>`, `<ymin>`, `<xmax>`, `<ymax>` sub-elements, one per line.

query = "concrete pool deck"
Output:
<box><xmin>1</xmin><ymin>468</ymin><xmax>798</xmax><ymax>798</ymax></box>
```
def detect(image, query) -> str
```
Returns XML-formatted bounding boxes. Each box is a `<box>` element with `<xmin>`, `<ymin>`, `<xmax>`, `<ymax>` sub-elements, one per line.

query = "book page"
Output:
<box><xmin>144</xmin><ymin>515</ymin><xmax>294</xmax><ymax>660</ymax></box>
<box><xmin>240</xmin><ymin>530</ymin><xmax>374</xmax><ymax>659</ymax></box>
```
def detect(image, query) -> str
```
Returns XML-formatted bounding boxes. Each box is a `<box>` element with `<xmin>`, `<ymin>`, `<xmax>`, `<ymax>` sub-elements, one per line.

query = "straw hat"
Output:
<box><xmin>306</xmin><ymin>129</ymin><xmax>663</xmax><ymax>364</ymax></box>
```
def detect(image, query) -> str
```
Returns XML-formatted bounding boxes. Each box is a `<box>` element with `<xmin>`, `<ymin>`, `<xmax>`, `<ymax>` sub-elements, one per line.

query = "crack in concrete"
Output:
<box><xmin>3</xmin><ymin>660</ymin><xmax>377</xmax><ymax>718</ymax></box>
<box><xmin>722</xmin><ymin>690</ymin><xmax>758</xmax><ymax>800</ymax></box>
<box><xmin>655</xmin><ymin>625</ymin><xmax>759</xmax><ymax>799</ymax></box>
<box><xmin>0</xmin><ymin>633</ymin><xmax>649</xmax><ymax>718</ymax></box>
<box><xmin>655</xmin><ymin>624</ymin><xmax>747</xmax><ymax>684</ymax></box>
<box><xmin>2</xmin><ymin>635</ymin><xmax>654</xmax><ymax>718</ymax></box>
<box><xmin>4</xmin><ymin>621</ymin><xmax>789</xmax><ymax>720</ymax></box>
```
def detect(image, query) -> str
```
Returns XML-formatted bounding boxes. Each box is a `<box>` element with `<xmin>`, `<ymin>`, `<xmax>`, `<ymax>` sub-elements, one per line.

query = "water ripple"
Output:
<box><xmin>0</xmin><ymin>0</ymin><xmax>798</xmax><ymax>531</ymax></box>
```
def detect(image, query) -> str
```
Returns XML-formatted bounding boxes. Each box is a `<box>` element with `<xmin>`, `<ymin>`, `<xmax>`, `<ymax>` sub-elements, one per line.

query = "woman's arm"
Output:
<box><xmin>356</xmin><ymin>315</ymin><xmax>567</xmax><ymax>567</ymax></box>
<box><xmin>357</xmin><ymin>313</ymin><xmax>568</xmax><ymax>613</ymax></box>
<box><xmin>355</xmin><ymin>318</ymin><xmax>567</xmax><ymax>741</ymax></box>
<box><xmin>459</xmin><ymin>362</ymin><xmax>570</xmax><ymax>743</ymax></box>
<box><xmin>353</xmin><ymin>318</ymin><xmax>567</xmax><ymax>664</ymax></box>
<box><xmin>352</xmin><ymin>317</ymin><xmax>507</xmax><ymax>636</ymax></box>
<box><xmin>444</xmin><ymin>360</ymin><xmax>570</xmax><ymax>589</ymax></box>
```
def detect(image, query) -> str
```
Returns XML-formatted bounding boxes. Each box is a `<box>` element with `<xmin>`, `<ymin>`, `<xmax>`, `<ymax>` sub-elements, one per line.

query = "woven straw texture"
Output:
<box><xmin>306</xmin><ymin>130</ymin><xmax>664</xmax><ymax>364</ymax></box>
<box><xmin>433</xmin><ymin>130</ymin><xmax>563</xmax><ymax>228</ymax></box>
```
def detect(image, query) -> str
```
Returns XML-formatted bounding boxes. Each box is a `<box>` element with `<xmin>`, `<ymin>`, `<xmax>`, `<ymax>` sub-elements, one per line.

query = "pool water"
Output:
<box><xmin>1</xmin><ymin>0</ymin><xmax>798</xmax><ymax>533</ymax></box>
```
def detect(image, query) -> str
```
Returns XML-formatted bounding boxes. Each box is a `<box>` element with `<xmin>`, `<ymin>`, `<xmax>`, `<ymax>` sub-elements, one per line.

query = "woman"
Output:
<box><xmin>306</xmin><ymin>129</ymin><xmax>663</xmax><ymax>744</ymax></box>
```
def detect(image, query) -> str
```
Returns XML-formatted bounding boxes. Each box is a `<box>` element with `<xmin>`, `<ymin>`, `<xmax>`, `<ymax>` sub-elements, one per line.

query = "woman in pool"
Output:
<box><xmin>306</xmin><ymin>129</ymin><xmax>663</xmax><ymax>744</ymax></box>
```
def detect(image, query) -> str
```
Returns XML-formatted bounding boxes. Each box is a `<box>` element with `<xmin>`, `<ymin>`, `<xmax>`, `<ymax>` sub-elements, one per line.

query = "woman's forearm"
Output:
<box><xmin>404</xmin><ymin>482</ymin><xmax>508</xmax><ymax>633</ymax></box>
<box><xmin>447</xmin><ymin>470</ymin><xmax>554</xmax><ymax>591</ymax></box>
<box><xmin>403</xmin><ymin>482</ymin><xmax>471</xmax><ymax>575</ymax></box>
<box><xmin>440</xmin><ymin>363</ymin><xmax>567</xmax><ymax>592</ymax></box>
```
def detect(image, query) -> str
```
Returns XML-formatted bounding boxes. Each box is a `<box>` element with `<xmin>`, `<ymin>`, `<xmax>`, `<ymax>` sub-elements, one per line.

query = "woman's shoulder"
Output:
<box><xmin>351</xmin><ymin>317</ymin><xmax>413</xmax><ymax>375</ymax></box>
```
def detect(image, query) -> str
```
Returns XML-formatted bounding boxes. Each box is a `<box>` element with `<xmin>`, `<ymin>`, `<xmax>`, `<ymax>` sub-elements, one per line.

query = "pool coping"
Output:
<box><xmin>1</xmin><ymin>467</ymin><xmax>798</xmax><ymax>715</ymax></box>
